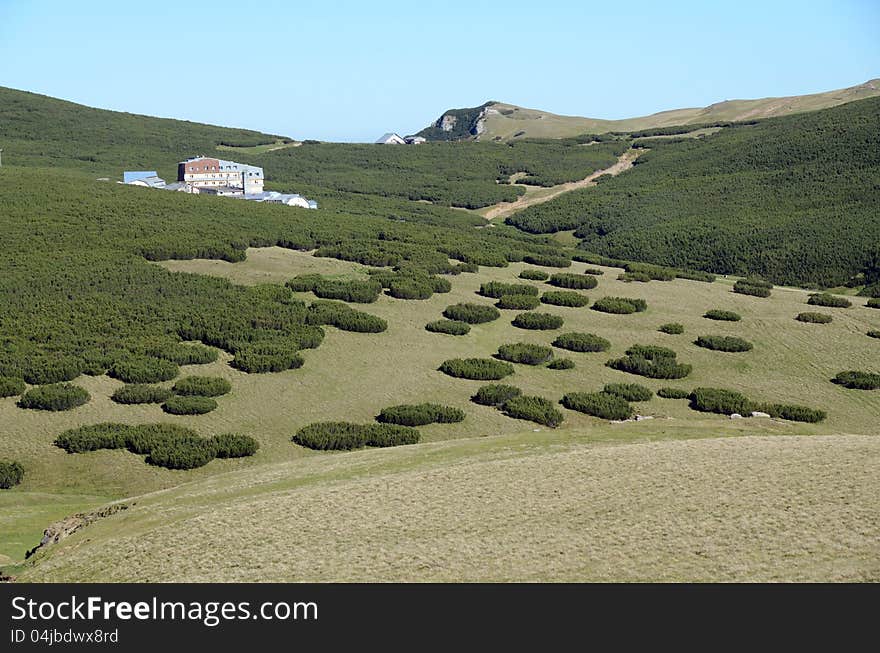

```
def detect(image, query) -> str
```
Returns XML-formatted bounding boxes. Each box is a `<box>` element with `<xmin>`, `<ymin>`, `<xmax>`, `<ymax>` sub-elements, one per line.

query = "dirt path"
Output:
<box><xmin>482</xmin><ymin>148</ymin><xmax>642</xmax><ymax>221</ymax></box>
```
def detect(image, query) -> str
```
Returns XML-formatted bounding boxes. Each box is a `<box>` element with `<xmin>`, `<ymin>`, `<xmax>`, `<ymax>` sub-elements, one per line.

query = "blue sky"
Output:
<box><xmin>1</xmin><ymin>0</ymin><xmax>878</xmax><ymax>141</ymax></box>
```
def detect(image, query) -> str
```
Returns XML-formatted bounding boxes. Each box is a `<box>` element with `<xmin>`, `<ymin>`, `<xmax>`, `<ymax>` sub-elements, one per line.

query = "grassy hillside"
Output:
<box><xmin>507</xmin><ymin>97</ymin><xmax>880</xmax><ymax>287</ymax></box>
<box><xmin>480</xmin><ymin>78</ymin><xmax>880</xmax><ymax>140</ymax></box>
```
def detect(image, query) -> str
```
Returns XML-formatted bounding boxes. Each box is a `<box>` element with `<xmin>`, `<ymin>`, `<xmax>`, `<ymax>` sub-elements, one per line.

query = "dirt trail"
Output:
<box><xmin>482</xmin><ymin>148</ymin><xmax>642</xmax><ymax>221</ymax></box>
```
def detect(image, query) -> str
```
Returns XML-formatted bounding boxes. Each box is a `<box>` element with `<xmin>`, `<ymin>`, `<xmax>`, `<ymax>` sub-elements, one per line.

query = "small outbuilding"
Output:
<box><xmin>123</xmin><ymin>171</ymin><xmax>166</xmax><ymax>188</ymax></box>
<box><xmin>375</xmin><ymin>132</ymin><xmax>406</xmax><ymax>145</ymax></box>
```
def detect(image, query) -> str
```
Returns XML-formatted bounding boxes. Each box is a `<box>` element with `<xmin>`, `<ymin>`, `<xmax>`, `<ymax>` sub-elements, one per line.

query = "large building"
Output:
<box><xmin>177</xmin><ymin>156</ymin><xmax>264</xmax><ymax>195</ymax></box>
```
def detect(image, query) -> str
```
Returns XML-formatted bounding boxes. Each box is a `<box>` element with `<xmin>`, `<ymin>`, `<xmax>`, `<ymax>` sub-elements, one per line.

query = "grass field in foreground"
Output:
<box><xmin>2</xmin><ymin>248</ymin><xmax>878</xmax><ymax>570</ymax></box>
<box><xmin>17</xmin><ymin>433</ymin><xmax>880</xmax><ymax>582</ymax></box>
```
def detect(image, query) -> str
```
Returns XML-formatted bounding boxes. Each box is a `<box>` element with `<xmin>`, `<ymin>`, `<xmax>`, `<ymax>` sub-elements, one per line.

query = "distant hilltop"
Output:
<box><xmin>416</xmin><ymin>78</ymin><xmax>880</xmax><ymax>142</ymax></box>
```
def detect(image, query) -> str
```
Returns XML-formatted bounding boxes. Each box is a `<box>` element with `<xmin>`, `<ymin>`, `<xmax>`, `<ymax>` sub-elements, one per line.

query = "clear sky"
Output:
<box><xmin>1</xmin><ymin>0</ymin><xmax>878</xmax><ymax>141</ymax></box>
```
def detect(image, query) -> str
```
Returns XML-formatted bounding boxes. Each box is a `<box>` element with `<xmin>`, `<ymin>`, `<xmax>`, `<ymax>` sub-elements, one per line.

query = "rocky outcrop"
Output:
<box><xmin>25</xmin><ymin>503</ymin><xmax>129</xmax><ymax>559</ymax></box>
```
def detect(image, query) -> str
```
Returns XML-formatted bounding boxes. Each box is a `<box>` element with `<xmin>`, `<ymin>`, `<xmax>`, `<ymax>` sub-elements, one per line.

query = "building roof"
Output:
<box><xmin>375</xmin><ymin>132</ymin><xmax>405</xmax><ymax>144</ymax></box>
<box><xmin>124</xmin><ymin>171</ymin><xmax>159</xmax><ymax>183</ymax></box>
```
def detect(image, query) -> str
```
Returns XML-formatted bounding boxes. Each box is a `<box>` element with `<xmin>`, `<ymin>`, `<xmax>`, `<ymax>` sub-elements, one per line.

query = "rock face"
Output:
<box><xmin>439</xmin><ymin>114</ymin><xmax>458</xmax><ymax>132</ymax></box>
<box><xmin>415</xmin><ymin>102</ymin><xmax>496</xmax><ymax>141</ymax></box>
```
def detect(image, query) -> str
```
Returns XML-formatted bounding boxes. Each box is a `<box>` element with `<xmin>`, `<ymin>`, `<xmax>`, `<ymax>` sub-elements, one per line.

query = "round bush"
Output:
<box><xmin>147</xmin><ymin>436</ymin><xmax>217</xmax><ymax>470</ymax></box>
<box><xmin>377</xmin><ymin>403</ymin><xmax>465</xmax><ymax>426</ymax></box>
<box><xmin>125</xmin><ymin>424</ymin><xmax>200</xmax><ymax>455</ymax></box>
<box><xmin>388</xmin><ymin>278</ymin><xmax>433</xmax><ymax>300</ymax></box>
<box><xmin>689</xmin><ymin>387</ymin><xmax>753</xmax><ymax>415</ymax></box>
<box><xmin>512</xmin><ymin>312</ymin><xmax>564</xmax><ymax>330</ymax></box>
<box><xmin>795</xmin><ymin>312</ymin><xmax>832</xmax><ymax>324</ymax></box>
<box><xmin>306</xmin><ymin>301</ymin><xmax>387</xmax><ymax>332</ymax></box>
<box><xmin>546</xmin><ymin>358</ymin><xmax>575</xmax><ymax>370</ymax></box>
<box><xmin>519</xmin><ymin>269</ymin><xmax>549</xmax><ymax>281</ymax></box>
<box><xmin>479</xmin><ymin>281</ymin><xmax>539</xmax><ymax>299</ymax></box>
<box><xmin>522</xmin><ymin>254</ymin><xmax>571</xmax><ymax>268</ymax></box>
<box><xmin>658</xmin><ymin>323</ymin><xmax>684</xmax><ymax>335</ymax></box>
<box><xmin>162</xmin><ymin>395</ymin><xmax>218</xmax><ymax>415</ymax></box>
<box><xmin>425</xmin><ymin>319</ymin><xmax>471</xmax><ymax>335</ymax></box>
<box><xmin>869</xmin><ymin>330</ymin><xmax>880</xmax><ymax>339</ymax></box>
<box><xmin>439</xmin><ymin>358</ymin><xmax>514</xmax><ymax>380</ymax></box>
<box><xmin>831</xmin><ymin>370</ymin><xmax>880</xmax><ymax>390</ymax></box>
<box><xmin>0</xmin><ymin>376</ymin><xmax>26</xmax><ymax>398</ymax></box>
<box><xmin>540</xmin><ymin>291</ymin><xmax>590</xmax><ymax>307</ymax></box>
<box><xmin>55</xmin><ymin>423</ymin><xmax>130</xmax><ymax>453</ymax></box>
<box><xmin>561</xmin><ymin>392</ymin><xmax>633</xmax><ymax>420</ymax></box>
<box><xmin>657</xmin><ymin>387</ymin><xmax>690</xmax><ymax>399</ymax></box>
<box><xmin>759</xmin><ymin>403</ymin><xmax>826</xmax><ymax>423</ymax></box>
<box><xmin>592</xmin><ymin>297</ymin><xmax>647</xmax><ymax>314</ymax></box>
<box><xmin>807</xmin><ymin>293</ymin><xmax>851</xmax><ymax>308</ymax></box>
<box><xmin>472</xmin><ymin>384</ymin><xmax>521</xmax><ymax>406</ymax></box>
<box><xmin>582</xmin><ymin>268</ymin><xmax>604</xmax><ymax>276</ymax></box>
<box><xmin>552</xmin><ymin>332</ymin><xmax>610</xmax><ymax>353</ymax></box>
<box><xmin>603</xmin><ymin>383</ymin><xmax>653</xmax><ymax>402</ymax></box>
<box><xmin>109</xmin><ymin>357</ymin><xmax>179</xmax><ymax>384</ymax></box>
<box><xmin>293</xmin><ymin>422</ymin><xmax>367</xmax><ymax>451</ymax></box>
<box><xmin>606</xmin><ymin>345</ymin><xmax>692</xmax><ymax>380</ymax></box>
<box><xmin>703</xmin><ymin>309</ymin><xmax>741</xmax><ymax>322</ymax></box>
<box><xmin>0</xmin><ymin>460</ymin><xmax>25</xmax><ymax>489</ymax></box>
<box><xmin>618</xmin><ymin>271</ymin><xmax>652</xmax><ymax>283</ymax></box>
<box><xmin>496</xmin><ymin>294</ymin><xmax>541</xmax><ymax>310</ymax></box>
<box><xmin>502</xmin><ymin>395</ymin><xmax>564</xmax><ymax>427</ymax></box>
<box><xmin>733</xmin><ymin>278</ymin><xmax>772</xmax><ymax>298</ymax></box>
<box><xmin>868</xmin><ymin>298</ymin><xmax>880</xmax><ymax>309</ymax></box>
<box><xmin>22</xmin><ymin>355</ymin><xmax>83</xmax><ymax>385</ymax></box>
<box><xmin>443</xmin><ymin>303</ymin><xmax>501</xmax><ymax>324</ymax></box>
<box><xmin>111</xmin><ymin>384</ymin><xmax>172</xmax><ymax>404</ymax></box>
<box><xmin>548</xmin><ymin>273</ymin><xmax>597</xmax><ymax>290</ymax></box>
<box><xmin>210</xmin><ymin>433</ymin><xmax>260</xmax><ymax>458</ymax></box>
<box><xmin>147</xmin><ymin>342</ymin><xmax>218</xmax><ymax>365</ymax></box>
<box><xmin>363</xmin><ymin>424</ymin><xmax>421</xmax><ymax>447</ymax></box>
<box><xmin>231</xmin><ymin>344</ymin><xmax>304</xmax><ymax>373</ymax></box>
<box><xmin>173</xmin><ymin>376</ymin><xmax>232</xmax><ymax>397</ymax></box>
<box><xmin>18</xmin><ymin>383</ymin><xmax>90</xmax><ymax>411</ymax></box>
<box><xmin>496</xmin><ymin>343</ymin><xmax>554</xmax><ymax>365</ymax></box>
<box><xmin>695</xmin><ymin>335</ymin><xmax>753</xmax><ymax>352</ymax></box>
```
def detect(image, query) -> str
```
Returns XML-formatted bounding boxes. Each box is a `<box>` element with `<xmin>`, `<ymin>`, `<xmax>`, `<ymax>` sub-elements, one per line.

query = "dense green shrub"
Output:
<box><xmin>502</xmin><ymin>395</ymin><xmax>564</xmax><ymax>427</ymax></box>
<box><xmin>292</xmin><ymin>422</ymin><xmax>367</xmax><ymax>450</ymax></box>
<box><xmin>522</xmin><ymin>254</ymin><xmax>571</xmax><ymax>268</ymax></box>
<box><xmin>703</xmin><ymin>309</ymin><xmax>741</xmax><ymax>322</ymax></box>
<box><xmin>146</xmin><ymin>342</ymin><xmax>218</xmax><ymax>365</ymax></box>
<box><xmin>546</xmin><ymin>358</ymin><xmax>575</xmax><ymax>370</ymax></box>
<box><xmin>807</xmin><ymin>293</ymin><xmax>851</xmax><ymax>308</ymax></box>
<box><xmin>695</xmin><ymin>335</ymin><xmax>754</xmax><ymax>352</ymax></box>
<box><xmin>111</xmin><ymin>384</ymin><xmax>172</xmax><ymax>404</ymax></box>
<box><xmin>147</xmin><ymin>436</ymin><xmax>217</xmax><ymax>470</ymax></box>
<box><xmin>387</xmin><ymin>277</ymin><xmax>434</xmax><ymax>300</ymax></box>
<box><xmin>231</xmin><ymin>344</ymin><xmax>304</xmax><ymax>373</ymax></box>
<box><xmin>124</xmin><ymin>424</ymin><xmax>200</xmax><ymax>455</ymax></box>
<box><xmin>656</xmin><ymin>387</ymin><xmax>690</xmax><ymax>399</ymax></box>
<box><xmin>552</xmin><ymin>332</ymin><xmax>610</xmax><ymax>352</ymax></box>
<box><xmin>22</xmin><ymin>355</ymin><xmax>83</xmax><ymax>385</ymax></box>
<box><xmin>162</xmin><ymin>395</ymin><xmax>218</xmax><ymax>415</ymax></box>
<box><xmin>512</xmin><ymin>312</ymin><xmax>564</xmax><ymax>330</ymax></box>
<box><xmin>759</xmin><ymin>403</ymin><xmax>826</xmax><ymax>423</ymax></box>
<box><xmin>443</xmin><ymin>303</ymin><xmax>501</xmax><ymax>324</ymax></box>
<box><xmin>377</xmin><ymin>403</ymin><xmax>465</xmax><ymax>426</ymax></box>
<box><xmin>55</xmin><ymin>422</ymin><xmax>131</xmax><ymax>452</ymax></box>
<box><xmin>658</xmin><ymin>323</ymin><xmax>684</xmax><ymax>334</ymax></box>
<box><xmin>519</xmin><ymin>269</ymin><xmax>550</xmax><ymax>281</ymax></box>
<box><xmin>479</xmin><ymin>281</ymin><xmax>539</xmax><ymax>298</ymax></box>
<box><xmin>606</xmin><ymin>345</ymin><xmax>692</xmax><ymax>379</ymax></box>
<box><xmin>869</xmin><ymin>330</ymin><xmax>880</xmax><ymax>339</ymax></box>
<box><xmin>471</xmin><ymin>384</ymin><xmax>522</xmax><ymax>406</ymax></box>
<box><xmin>592</xmin><ymin>297</ymin><xmax>647</xmax><ymax>314</ymax></box>
<box><xmin>540</xmin><ymin>291</ymin><xmax>590</xmax><ymax>307</ymax></box>
<box><xmin>287</xmin><ymin>274</ymin><xmax>382</xmax><ymax>303</ymax></box>
<box><xmin>795</xmin><ymin>312</ymin><xmax>832</xmax><ymax>324</ymax></box>
<box><xmin>18</xmin><ymin>383</ymin><xmax>90</xmax><ymax>411</ymax></box>
<box><xmin>496</xmin><ymin>294</ymin><xmax>541</xmax><ymax>310</ymax></box>
<box><xmin>496</xmin><ymin>343</ymin><xmax>554</xmax><ymax>365</ymax></box>
<box><xmin>0</xmin><ymin>376</ymin><xmax>26</xmax><ymax>398</ymax></box>
<box><xmin>867</xmin><ymin>298</ymin><xmax>880</xmax><ymax>309</ymax></box>
<box><xmin>425</xmin><ymin>319</ymin><xmax>471</xmax><ymax>335</ymax></box>
<box><xmin>582</xmin><ymin>267</ymin><xmax>604</xmax><ymax>276</ymax></box>
<box><xmin>547</xmin><ymin>273</ymin><xmax>597</xmax><ymax>290</ymax></box>
<box><xmin>0</xmin><ymin>460</ymin><xmax>24</xmax><ymax>489</ymax></box>
<box><xmin>210</xmin><ymin>433</ymin><xmax>260</xmax><ymax>458</ymax></box>
<box><xmin>109</xmin><ymin>357</ymin><xmax>179</xmax><ymax>384</ymax></box>
<box><xmin>831</xmin><ymin>370</ymin><xmax>880</xmax><ymax>390</ymax></box>
<box><xmin>561</xmin><ymin>392</ymin><xmax>633</xmax><ymax>420</ymax></box>
<box><xmin>689</xmin><ymin>387</ymin><xmax>754</xmax><ymax>415</ymax></box>
<box><xmin>439</xmin><ymin>358</ymin><xmax>514</xmax><ymax>380</ymax></box>
<box><xmin>603</xmin><ymin>383</ymin><xmax>653</xmax><ymax>402</ymax></box>
<box><xmin>733</xmin><ymin>278</ymin><xmax>772</xmax><ymax>298</ymax></box>
<box><xmin>363</xmin><ymin>424</ymin><xmax>421</xmax><ymax>447</ymax></box>
<box><xmin>172</xmin><ymin>376</ymin><xmax>232</xmax><ymax>397</ymax></box>
<box><xmin>307</xmin><ymin>301</ymin><xmax>387</xmax><ymax>332</ymax></box>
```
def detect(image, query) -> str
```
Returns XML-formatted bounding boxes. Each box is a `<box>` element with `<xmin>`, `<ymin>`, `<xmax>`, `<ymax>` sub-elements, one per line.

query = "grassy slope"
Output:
<box><xmin>18</xmin><ymin>432</ymin><xmax>880</xmax><ymax>582</ymax></box>
<box><xmin>6</xmin><ymin>252</ymin><xmax>879</xmax><ymax>572</ymax></box>
<box><xmin>482</xmin><ymin>78</ymin><xmax>880</xmax><ymax>140</ymax></box>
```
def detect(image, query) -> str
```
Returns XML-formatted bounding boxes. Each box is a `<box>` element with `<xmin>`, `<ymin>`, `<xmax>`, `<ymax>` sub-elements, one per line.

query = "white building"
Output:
<box><xmin>123</xmin><ymin>171</ymin><xmax>166</xmax><ymax>188</ymax></box>
<box><xmin>177</xmin><ymin>156</ymin><xmax>264</xmax><ymax>194</ymax></box>
<box><xmin>375</xmin><ymin>132</ymin><xmax>406</xmax><ymax>145</ymax></box>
